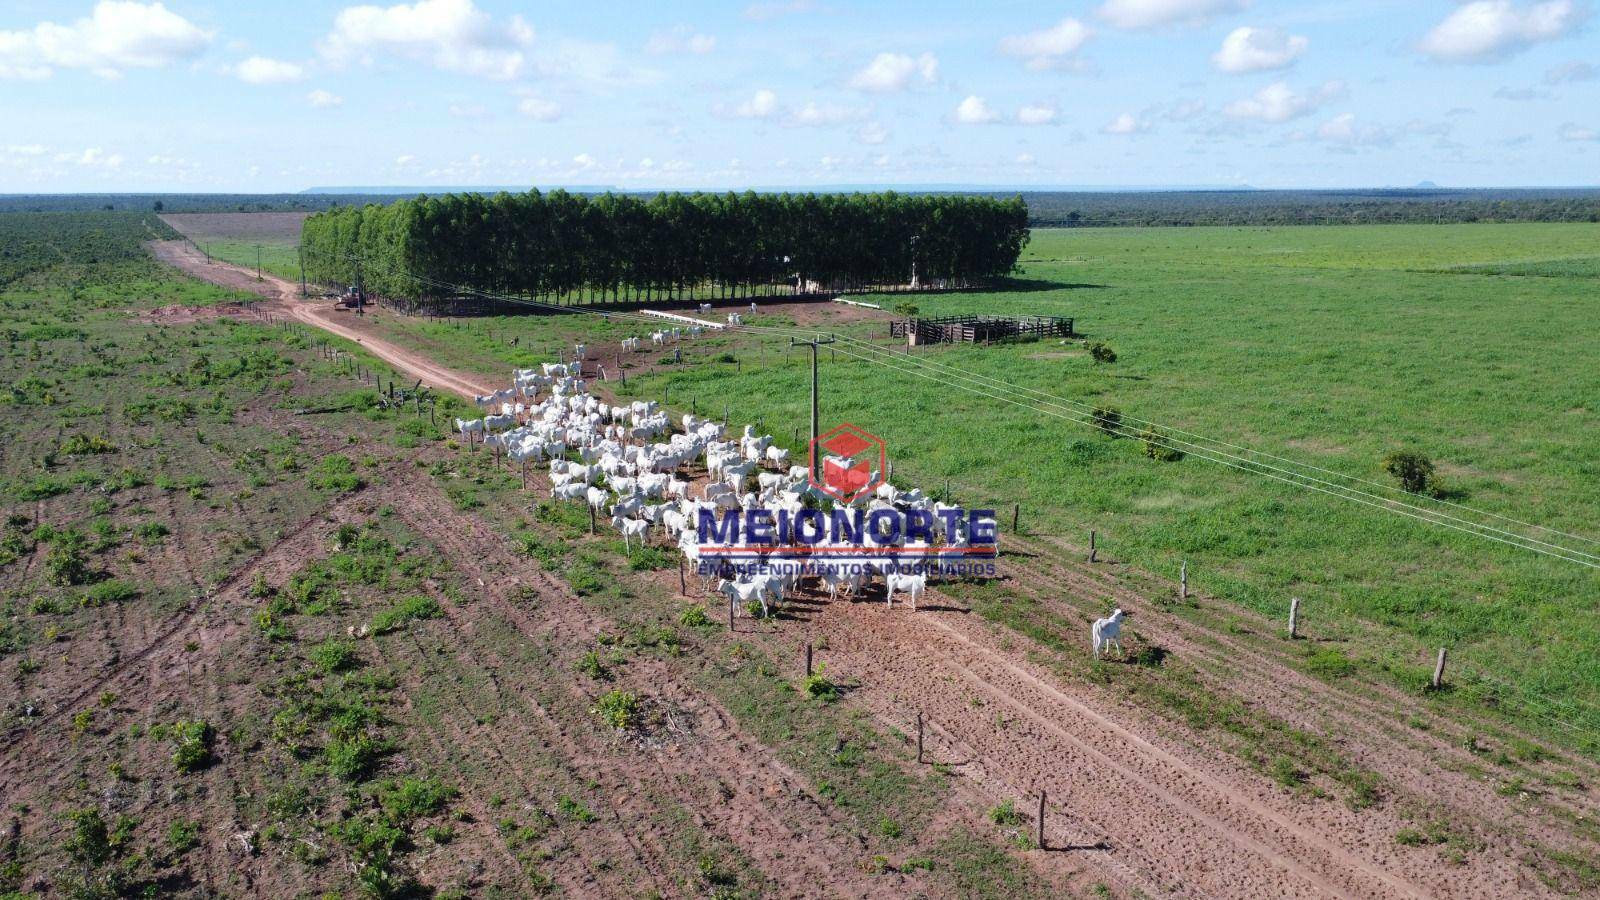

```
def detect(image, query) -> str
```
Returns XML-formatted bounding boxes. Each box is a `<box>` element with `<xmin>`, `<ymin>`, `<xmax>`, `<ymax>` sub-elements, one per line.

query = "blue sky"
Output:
<box><xmin>1</xmin><ymin>0</ymin><xmax>1596</xmax><ymax>191</ymax></box>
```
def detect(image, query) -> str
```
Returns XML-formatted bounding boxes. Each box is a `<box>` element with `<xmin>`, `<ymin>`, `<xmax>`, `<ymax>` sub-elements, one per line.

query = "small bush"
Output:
<box><xmin>677</xmin><ymin>604</ymin><xmax>711</xmax><ymax>627</ymax></box>
<box><xmin>592</xmin><ymin>689</ymin><xmax>640</xmax><ymax>730</ymax></box>
<box><xmin>1088</xmin><ymin>341</ymin><xmax>1117</xmax><ymax>364</ymax></box>
<box><xmin>575</xmin><ymin>650</ymin><xmax>609</xmax><ymax>680</ymax></box>
<box><xmin>170</xmin><ymin>719</ymin><xmax>215</xmax><ymax>772</ymax></box>
<box><xmin>557</xmin><ymin>796</ymin><xmax>597</xmax><ymax>824</ymax></box>
<box><xmin>309</xmin><ymin>454</ymin><xmax>363</xmax><ymax>493</ymax></box>
<box><xmin>325</xmin><ymin>731</ymin><xmax>388</xmax><ymax>782</ymax></box>
<box><xmin>15</xmin><ymin>476</ymin><xmax>71</xmax><ymax>501</ymax></box>
<box><xmin>311</xmin><ymin>639</ymin><xmax>360</xmax><ymax>674</ymax></box>
<box><xmin>45</xmin><ymin>542</ymin><xmax>91</xmax><ymax>586</ymax></box>
<box><xmin>1306</xmin><ymin>648</ymin><xmax>1357</xmax><ymax>679</ymax></box>
<box><xmin>133</xmin><ymin>521</ymin><xmax>170</xmax><ymax>543</ymax></box>
<box><xmin>1382</xmin><ymin>450</ymin><xmax>1435</xmax><ymax>495</ymax></box>
<box><xmin>81</xmin><ymin>579</ymin><xmax>139</xmax><ymax>607</ymax></box>
<box><xmin>1090</xmin><ymin>406</ymin><xmax>1122</xmax><ymax>436</ymax></box>
<box><xmin>371</xmin><ymin>596</ymin><xmax>443</xmax><ymax>634</ymax></box>
<box><xmin>166</xmin><ymin>820</ymin><xmax>199</xmax><ymax>854</ymax></box>
<box><xmin>61</xmin><ymin>434</ymin><xmax>118</xmax><ymax>456</ymax></box>
<box><xmin>802</xmin><ymin>664</ymin><xmax>839</xmax><ymax>702</ymax></box>
<box><xmin>988</xmin><ymin>799</ymin><xmax>1025</xmax><ymax>827</ymax></box>
<box><xmin>377</xmin><ymin>776</ymin><xmax>457</xmax><ymax>823</ymax></box>
<box><xmin>1139</xmin><ymin>426</ymin><xmax>1182</xmax><ymax>462</ymax></box>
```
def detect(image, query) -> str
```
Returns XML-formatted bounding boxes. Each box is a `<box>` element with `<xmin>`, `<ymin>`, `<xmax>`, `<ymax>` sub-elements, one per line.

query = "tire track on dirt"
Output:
<box><xmin>384</xmin><ymin>483</ymin><xmax>893</xmax><ymax>899</ymax></box>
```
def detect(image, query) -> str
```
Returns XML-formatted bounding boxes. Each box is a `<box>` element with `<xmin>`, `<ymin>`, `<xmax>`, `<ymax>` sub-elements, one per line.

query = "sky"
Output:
<box><xmin>0</xmin><ymin>0</ymin><xmax>1597</xmax><ymax>192</ymax></box>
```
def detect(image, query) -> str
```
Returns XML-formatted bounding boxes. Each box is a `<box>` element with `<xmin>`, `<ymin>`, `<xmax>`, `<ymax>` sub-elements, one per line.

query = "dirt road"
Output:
<box><xmin>148</xmin><ymin>240</ymin><xmax>498</xmax><ymax>401</ymax></box>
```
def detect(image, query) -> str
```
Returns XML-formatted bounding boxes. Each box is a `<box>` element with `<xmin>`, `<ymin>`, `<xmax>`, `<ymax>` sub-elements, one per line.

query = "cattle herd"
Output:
<box><xmin>450</xmin><ymin>331</ymin><xmax>970</xmax><ymax>620</ymax></box>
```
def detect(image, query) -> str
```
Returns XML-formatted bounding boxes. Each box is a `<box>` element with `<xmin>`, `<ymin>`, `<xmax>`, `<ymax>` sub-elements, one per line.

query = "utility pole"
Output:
<box><xmin>256</xmin><ymin>245</ymin><xmax>262</xmax><ymax>281</ymax></box>
<box><xmin>791</xmin><ymin>333</ymin><xmax>837</xmax><ymax>481</ymax></box>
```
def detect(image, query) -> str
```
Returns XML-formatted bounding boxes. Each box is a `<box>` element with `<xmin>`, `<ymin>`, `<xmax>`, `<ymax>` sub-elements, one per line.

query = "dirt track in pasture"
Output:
<box><xmin>147</xmin><ymin>242</ymin><xmax>1600</xmax><ymax>898</ymax></box>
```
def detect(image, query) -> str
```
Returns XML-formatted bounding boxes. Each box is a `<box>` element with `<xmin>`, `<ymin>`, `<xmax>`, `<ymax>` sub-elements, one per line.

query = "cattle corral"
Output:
<box><xmin>890</xmin><ymin>313</ymin><xmax>1077</xmax><ymax>345</ymax></box>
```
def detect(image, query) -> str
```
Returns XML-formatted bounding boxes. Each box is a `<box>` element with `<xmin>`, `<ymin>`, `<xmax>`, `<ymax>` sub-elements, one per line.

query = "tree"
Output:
<box><xmin>1383</xmin><ymin>450</ymin><xmax>1435</xmax><ymax>494</ymax></box>
<box><xmin>1088</xmin><ymin>341</ymin><xmax>1117</xmax><ymax>364</ymax></box>
<box><xmin>1091</xmin><ymin>407</ymin><xmax>1122</xmax><ymax>436</ymax></box>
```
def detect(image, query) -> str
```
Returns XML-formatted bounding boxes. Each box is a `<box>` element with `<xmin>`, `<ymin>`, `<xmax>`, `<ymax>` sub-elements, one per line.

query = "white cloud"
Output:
<box><xmin>646</xmin><ymin>25</ymin><xmax>715</xmax><ymax>56</ymax></box>
<box><xmin>322</xmin><ymin>0</ymin><xmax>533</xmax><ymax>80</ymax></box>
<box><xmin>1017</xmin><ymin>103</ymin><xmax>1058</xmax><ymax>125</ymax></box>
<box><xmin>1418</xmin><ymin>1</ymin><xmax>1583</xmax><ymax>63</ymax></box>
<box><xmin>998</xmin><ymin>18</ymin><xmax>1091</xmax><ymax>71</ymax></box>
<box><xmin>848</xmin><ymin>51</ymin><xmax>938</xmax><ymax>92</ymax></box>
<box><xmin>789</xmin><ymin>100</ymin><xmax>868</xmax><ymax>126</ymax></box>
<box><xmin>1558</xmin><ymin>122</ymin><xmax>1598</xmax><ymax>141</ymax></box>
<box><xmin>7</xmin><ymin>144</ymin><xmax>47</xmax><ymax>156</ymax></box>
<box><xmin>1223</xmin><ymin>80</ymin><xmax>1344</xmax><ymax>123</ymax></box>
<box><xmin>1102</xmin><ymin>112</ymin><xmax>1148</xmax><ymax>134</ymax></box>
<box><xmin>1545</xmin><ymin>60</ymin><xmax>1597</xmax><ymax>83</ymax></box>
<box><xmin>395</xmin><ymin>154</ymin><xmax>417</xmax><ymax>166</ymax></box>
<box><xmin>1016</xmin><ymin>152</ymin><xmax>1037</xmax><ymax>166</ymax></box>
<box><xmin>1315</xmin><ymin>112</ymin><xmax>1393</xmax><ymax>147</ymax></box>
<box><xmin>733</xmin><ymin>88</ymin><xmax>778</xmax><ymax>119</ymax></box>
<box><xmin>1096</xmin><ymin>0</ymin><xmax>1247</xmax><ymax>30</ymax></box>
<box><xmin>0</xmin><ymin>1</ymin><xmax>210</xmax><ymax>80</ymax></box>
<box><xmin>517</xmin><ymin>96</ymin><xmax>561</xmax><ymax>121</ymax></box>
<box><xmin>57</xmin><ymin>147</ymin><xmax>124</xmax><ymax>169</ymax></box>
<box><xmin>307</xmin><ymin>88</ymin><xmax>343</xmax><ymax>107</ymax></box>
<box><xmin>855</xmin><ymin>122</ymin><xmax>889</xmax><ymax>144</ymax></box>
<box><xmin>233</xmin><ymin>56</ymin><xmax>305</xmax><ymax>84</ymax></box>
<box><xmin>952</xmin><ymin>95</ymin><xmax>1000</xmax><ymax>125</ymax></box>
<box><xmin>1212</xmin><ymin>26</ymin><xmax>1306</xmax><ymax>73</ymax></box>
<box><xmin>743</xmin><ymin>0</ymin><xmax>814</xmax><ymax>21</ymax></box>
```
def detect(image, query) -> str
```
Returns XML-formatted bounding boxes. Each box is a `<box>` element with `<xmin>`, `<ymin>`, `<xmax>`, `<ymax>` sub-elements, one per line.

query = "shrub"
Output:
<box><xmin>166</xmin><ymin>820</ymin><xmax>199</xmax><ymax>855</ymax></box>
<box><xmin>575</xmin><ymin>650</ymin><xmax>608</xmax><ymax>680</ymax></box>
<box><xmin>15</xmin><ymin>476</ymin><xmax>71</xmax><ymax>501</ymax></box>
<box><xmin>988</xmin><ymin>799</ymin><xmax>1025</xmax><ymax>827</ymax></box>
<box><xmin>133</xmin><ymin>522</ymin><xmax>170</xmax><ymax>543</ymax></box>
<box><xmin>677</xmin><ymin>604</ymin><xmax>711</xmax><ymax>627</ymax></box>
<box><xmin>1139</xmin><ymin>427</ymin><xmax>1182</xmax><ymax>462</ymax></box>
<box><xmin>45</xmin><ymin>542</ymin><xmax>91</xmax><ymax>586</ymax></box>
<box><xmin>557</xmin><ymin>796</ymin><xmax>597</xmax><ymax>824</ymax></box>
<box><xmin>81</xmin><ymin>579</ymin><xmax>139</xmax><ymax>607</ymax></box>
<box><xmin>61</xmin><ymin>434</ymin><xmax>118</xmax><ymax>456</ymax></box>
<box><xmin>893</xmin><ymin>302</ymin><xmax>920</xmax><ymax>316</ymax></box>
<box><xmin>377</xmin><ymin>776</ymin><xmax>457</xmax><ymax>823</ymax></box>
<box><xmin>1382</xmin><ymin>450</ymin><xmax>1435</xmax><ymax>495</ymax></box>
<box><xmin>802</xmin><ymin>664</ymin><xmax>839</xmax><ymax>702</ymax></box>
<box><xmin>592</xmin><ymin>689</ymin><xmax>640</xmax><ymax>730</ymax></box>
<box><xmin>170</xmin><ymin>719</ymin><xmax>215</xmax><ymax>772</ymax></box>
<box><xmin>1088</xmin><ymin>341</ymin><xmax>1117</xmax><ymax>364</ymax></box>
<box><xmin>1090</xmin><ymin>406</ymin><xmax>1122</xmax><ymax>436</ymax></box>
<box><xmin>371</xmin><ymin>596</ymin><xmax>443</xmax><ymax>634</ymax></box>
<box><xmin>325</xmin><ymin>731</ymin><xmax>387</xmax><ymax>782</ymax></box>
<box><xmin>311</xmin><ymin>639</ymin><xmax>360</xmax><ymax>674</ymax></box>
<box><xmin>309</xmin><ymin>454</ymin><xmax>363</xmax><ymax>493</ymax></box>
<box><xmin>1306</xmin><ymin>648</ymin><xmax>1357</xmax><ymax>679</ymax></box>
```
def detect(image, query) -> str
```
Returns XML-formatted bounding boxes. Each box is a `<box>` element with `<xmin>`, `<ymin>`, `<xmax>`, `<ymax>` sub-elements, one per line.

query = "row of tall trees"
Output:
<box><xmin>300</xmin><ymin>190</ymin><xmax>1030</xmax><ymax>303</ymax></box>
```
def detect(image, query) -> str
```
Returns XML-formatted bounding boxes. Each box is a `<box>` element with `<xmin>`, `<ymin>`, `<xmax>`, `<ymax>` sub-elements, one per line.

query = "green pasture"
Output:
<box><xmin>160</xmin><ymin>216</ymin><xmax>1600</xmax><ymax>749</ymax></box>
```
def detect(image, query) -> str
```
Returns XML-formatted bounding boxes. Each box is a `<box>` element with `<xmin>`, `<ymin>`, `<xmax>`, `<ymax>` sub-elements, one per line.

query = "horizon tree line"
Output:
<box><xmin>299</xmin><ymin>190</ymin><xmax>1031</xmax><ymax>305</ymax></box>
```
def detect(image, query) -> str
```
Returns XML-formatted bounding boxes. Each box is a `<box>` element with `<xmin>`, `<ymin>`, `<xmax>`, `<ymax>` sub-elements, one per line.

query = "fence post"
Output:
<box><xmin>678</xmin><ymin>559</ymin><xmax>687</xmax><ymax>596</ymax></box>
<box><xmin>1180</xmin><ymin>560</ymin><xmax>1188</xmax><ymax>600</ymax></box>
<box><xmin>1288</xmin><ymin>597</ymin><xmax>1300</xmax><ymax>639</ymax></box>
<box><xmin>1432</xmin><ymin>647</ymin><xmax>1448</xmax><ymax>689</ymax></box>
<box><xmin>1012</xmin><ymin>503</ymin><xmax>1019</xmax><ymax>535</ymax></box>
<box><xmin>589</xmin><ymin>505</ymin><xmax>597</xmax><ymax>536</ymax></box>
<box><xmin>916</xmin><ymin>713</ymin><xmax>924</xmax><ymax>763</ymax></box>
<box><xmin>1037</xmin><ymin>791</ymin><xmax>1047</xmax><ymax>851</ymax></box>
<box><xmin>805</xmin><ymin>642</ymin><xmax>813</xmax><ymax>677</ymax></box>
<box><xmin>728</xmin><ymin>592</ymin><xmax>736</xmax><ymax>631</ymax></box>
<box><xmin>1089</xmin><ymin>530</ymin><xmax>1098</xmax><ymax>562</ymax></box>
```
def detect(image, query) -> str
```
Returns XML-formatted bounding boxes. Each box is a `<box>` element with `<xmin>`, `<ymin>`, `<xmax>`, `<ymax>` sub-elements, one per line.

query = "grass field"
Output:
<box><xmin>161</xmin><ymin>212</ymin><xmax>306</xmax><ymax>282</ymax></box>
<box><xmin>318</xmin><ymin>222</ymin><xmax>1600</xmax><ymax>748</ymax></box>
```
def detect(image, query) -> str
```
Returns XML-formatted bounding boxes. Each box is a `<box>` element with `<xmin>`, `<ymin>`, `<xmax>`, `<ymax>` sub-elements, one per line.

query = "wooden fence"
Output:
<box><xmin>889</xmin><ymin>314</ymin><xmax>1075</xmax><ymax>345</ymax></box>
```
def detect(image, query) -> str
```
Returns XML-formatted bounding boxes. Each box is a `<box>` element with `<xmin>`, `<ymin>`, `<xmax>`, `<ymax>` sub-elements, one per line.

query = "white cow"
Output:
<box><xmin>1092</xmin><ymin>608</ymin><xmax>1126</xmax><ymax>659</ymax></box>
<box><xmin>885</xmin><ymin>572</ymin><xmax>927</xmax><ymax>611</ymax></box>
<box><xmin>611</xmin><ymin>514</ymin><xmax>650</xmax><ymax>552</ymax></box>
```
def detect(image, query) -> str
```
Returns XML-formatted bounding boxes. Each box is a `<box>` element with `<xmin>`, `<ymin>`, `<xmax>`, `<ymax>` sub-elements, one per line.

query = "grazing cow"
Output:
<box><xmin>1092</xmin><ymin>608</ymin><xmax>1126</xmax><ymax>659</ymax></box>
<box><xmin>885</xmin><ymin>572</ymin><xmax>927</xmax><ymax>611</ymax></box>
<box><xmin>610</xmin><ymin>514</ymin><xmax>650</xmax><ymax>552</ymax></box>
<box><xmin>764</xmin><ymin>445</ymin><xmax>790</xmax><ymax>469</ymax></box>
<box><xmin>715</xmin><ymin>577</ymin><xmax>779</xmax><ymax>619</ymax></box>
